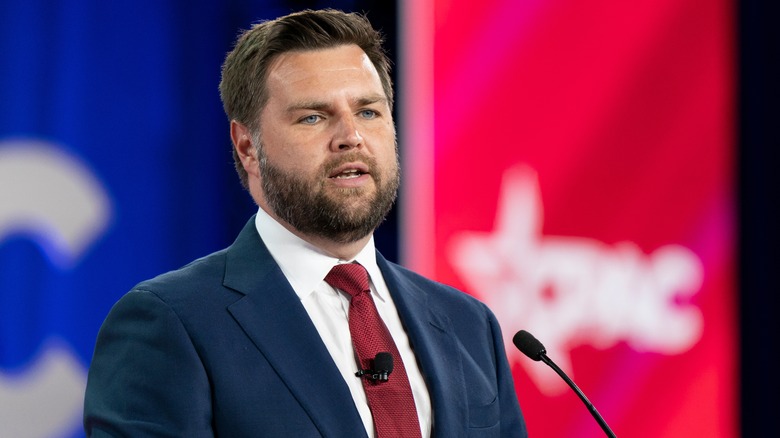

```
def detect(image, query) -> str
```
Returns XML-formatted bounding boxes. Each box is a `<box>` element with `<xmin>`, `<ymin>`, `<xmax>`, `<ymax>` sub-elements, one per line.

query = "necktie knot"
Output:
<box><xmin>325</xmin><ymin>263</ymin><xmax>370</xmax><ymax>299</ymax></box>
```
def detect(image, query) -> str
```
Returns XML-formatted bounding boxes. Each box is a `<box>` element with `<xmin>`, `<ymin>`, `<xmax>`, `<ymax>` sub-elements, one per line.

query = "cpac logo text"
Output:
<box><xmin>448</xmin><ymin>166</ymin><xmax>703</xmax><ymax>394</ymax></box>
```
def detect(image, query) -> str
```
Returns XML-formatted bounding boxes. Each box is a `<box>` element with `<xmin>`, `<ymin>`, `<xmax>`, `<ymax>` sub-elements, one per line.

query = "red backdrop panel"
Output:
<box><xmin>401</xmin><ymin>0</ymin><xmax>737</xmax><ymax>436</ymax></box>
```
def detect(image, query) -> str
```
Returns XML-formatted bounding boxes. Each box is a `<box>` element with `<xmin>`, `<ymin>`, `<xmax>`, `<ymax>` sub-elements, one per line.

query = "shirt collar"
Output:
<box><xmin>254</xmin><ymin>207</ymin><xmax>387</xmax><ymax>302</ymax></box>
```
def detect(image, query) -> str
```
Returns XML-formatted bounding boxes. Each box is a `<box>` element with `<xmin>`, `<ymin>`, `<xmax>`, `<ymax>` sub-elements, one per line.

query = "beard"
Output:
<box><xmin>257</xmin><ymin>144</ymin><xmax>400</xmax><ymax>244</ymax></box>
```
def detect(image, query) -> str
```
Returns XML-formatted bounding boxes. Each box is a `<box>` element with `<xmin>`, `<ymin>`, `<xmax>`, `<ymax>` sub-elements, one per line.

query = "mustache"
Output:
<box><xmin>321</xmin><ymin>152</ymin><xmax>378</xmax><ymax>176</ymax></box>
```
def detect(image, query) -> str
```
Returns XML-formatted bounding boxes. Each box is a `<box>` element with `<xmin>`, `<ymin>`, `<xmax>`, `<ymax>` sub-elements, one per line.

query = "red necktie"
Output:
<box><xmin>324</xmin><ymin>263</ymin><xmax>422</xmax><ymax>438</ymax></box>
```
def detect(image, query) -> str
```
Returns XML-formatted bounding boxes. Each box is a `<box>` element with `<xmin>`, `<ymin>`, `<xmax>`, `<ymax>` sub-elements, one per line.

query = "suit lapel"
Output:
<box><xmin>223</xmin><ymin>219</ymin><xmax>367</xmax><ymax>438</ymax></box>
<box><xmin>377</xmin><ymin>254</ymin><xmax>468</xmax><ymax>438</ymax></box>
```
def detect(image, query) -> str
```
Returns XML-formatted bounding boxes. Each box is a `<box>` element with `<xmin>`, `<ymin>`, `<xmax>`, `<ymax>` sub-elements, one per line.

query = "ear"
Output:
<box><xmin>230</xmin><ymin>120</ymin><xmax>260</xmax><ymax>179</ymax></box>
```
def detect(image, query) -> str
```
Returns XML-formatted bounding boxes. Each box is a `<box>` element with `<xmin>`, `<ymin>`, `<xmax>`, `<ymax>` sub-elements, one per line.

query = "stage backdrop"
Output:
<box><xmin>400</xmin><ymin>0</ymin><xmax>737</xmax><ymax>437</ymax></box>
<box><xmin>1</xmin><ymin>0</ymin><xmax>737</xmax><ymax>437</ymax></box>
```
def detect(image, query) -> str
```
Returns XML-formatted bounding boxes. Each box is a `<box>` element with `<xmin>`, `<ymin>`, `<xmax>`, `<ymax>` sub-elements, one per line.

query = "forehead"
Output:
<box><xmin>265</xmin><ymin>44</ymin><xmax>385</xmax><ymax>102</ymax></box>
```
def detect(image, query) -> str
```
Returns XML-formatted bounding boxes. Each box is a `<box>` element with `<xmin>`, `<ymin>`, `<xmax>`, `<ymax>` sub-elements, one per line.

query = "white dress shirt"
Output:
<box><xmin>254</xmin><ymin>208</ymin><xmax>432</xmax><ymax>437</ymax></box>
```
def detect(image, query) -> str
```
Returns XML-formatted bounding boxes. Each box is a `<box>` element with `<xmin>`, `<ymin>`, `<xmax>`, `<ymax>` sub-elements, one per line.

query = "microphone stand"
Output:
<box><xmin>538</xmin><ymin>352</ymin><xmax>617</xmax><ymax>438</ymax></box>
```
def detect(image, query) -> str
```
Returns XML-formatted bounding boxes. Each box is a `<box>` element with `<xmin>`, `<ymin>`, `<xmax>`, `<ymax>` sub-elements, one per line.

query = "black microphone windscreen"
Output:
<box><xmin>374</xmin><ymin>352</ymin><xmax>394</xmax><ymax>372</ymax></box>
<box><xmin>513</xmin><ymin>330</ymin><xmax>546</xmax><ymax>361</ymax></box>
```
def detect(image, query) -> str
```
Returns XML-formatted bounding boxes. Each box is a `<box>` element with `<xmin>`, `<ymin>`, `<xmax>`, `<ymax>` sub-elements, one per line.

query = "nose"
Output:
<box><xmin>331</xmin><ymin>116</ymin><xmax>364</xmax><ymax>151</ymax></box>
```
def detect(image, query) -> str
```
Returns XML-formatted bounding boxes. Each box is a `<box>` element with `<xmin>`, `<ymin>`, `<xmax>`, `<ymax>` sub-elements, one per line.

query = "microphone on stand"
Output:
<box><xmin>513</xmin><ymin>330</ymin><xmax>617</xmax><ymax>438</ymax></box>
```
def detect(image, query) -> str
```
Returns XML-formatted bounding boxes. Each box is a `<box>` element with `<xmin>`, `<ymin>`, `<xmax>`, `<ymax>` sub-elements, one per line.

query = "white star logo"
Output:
<box><xmin>448</xmin><ymin>165</ymin><xmax>703</xmax><ymax>394</ymax></box>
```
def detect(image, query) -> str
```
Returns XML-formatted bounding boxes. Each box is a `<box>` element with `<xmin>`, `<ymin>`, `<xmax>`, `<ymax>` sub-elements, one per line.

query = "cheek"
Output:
<box><xmin>372</xmin><ymin>148</ymin><xmax>399</xmax><ymax>182</ymax></box>
<box><xmin>372</xmin><ymin>130</ymin><xmax>398</xmax><ymax>163</ymax></box>
<box><xmin>263</xmin><ymin>130</ymin><xmax>324</xmax><ymax>171</ymax></box>
<box><xmin>281</xmin><ymin>147</ymin><xmax>326</xmax><ymax>174</ymax></box>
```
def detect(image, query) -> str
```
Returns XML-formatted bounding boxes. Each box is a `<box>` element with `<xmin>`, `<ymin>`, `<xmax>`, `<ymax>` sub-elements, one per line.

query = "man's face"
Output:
<box><xmin>253</xmin><ymin>44</ymin><xmax>399</xmax><ymax>243</ymax></box>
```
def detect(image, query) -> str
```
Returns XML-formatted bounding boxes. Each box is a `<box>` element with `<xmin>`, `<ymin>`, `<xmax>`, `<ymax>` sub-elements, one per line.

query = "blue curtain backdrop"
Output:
<box><xmin>0</xmin><ymin>1</ymin><xmax>397</xmax><ymax>437</ymax></box>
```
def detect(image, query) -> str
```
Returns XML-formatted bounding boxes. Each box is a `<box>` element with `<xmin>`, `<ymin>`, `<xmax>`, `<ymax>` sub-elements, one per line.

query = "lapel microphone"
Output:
<box><xmin>513</xmin><ymin>330</ymin><xmax>617</xmax><ymax>438</ymax></box>
<box><xmin>355</xmin><ymin>352</ymin><xmax>394</xmax><ymax>382</ymax></box>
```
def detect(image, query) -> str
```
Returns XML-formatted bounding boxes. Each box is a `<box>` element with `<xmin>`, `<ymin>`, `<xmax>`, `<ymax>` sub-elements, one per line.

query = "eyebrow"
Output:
<box><xmin>285</xmin><ymin>95</ymin><xmax>388</xmax><ymax>113</ymax></box>
<box><xmin>354</xmin><ymin>95</ymin><xmax>388</xmax><ymax>107</ymax></box>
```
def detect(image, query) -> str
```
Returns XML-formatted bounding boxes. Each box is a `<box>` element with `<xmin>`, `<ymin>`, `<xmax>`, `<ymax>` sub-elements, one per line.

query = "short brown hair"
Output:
<box><xmin>219</xmin><ymin>9</ymin><xmax>393</xmax><ymax>189</ymax></box>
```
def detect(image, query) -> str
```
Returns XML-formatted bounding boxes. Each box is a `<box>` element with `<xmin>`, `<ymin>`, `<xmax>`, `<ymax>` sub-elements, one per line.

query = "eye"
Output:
<box><xmin>359</xmin><ymin>109</ymin><xmax>378</xmax><ymax>119</ymax></box>
<box><xmin>300</xmin><ymin>114</ymin><xmax>321</xmax><ymax>124</ymax></box>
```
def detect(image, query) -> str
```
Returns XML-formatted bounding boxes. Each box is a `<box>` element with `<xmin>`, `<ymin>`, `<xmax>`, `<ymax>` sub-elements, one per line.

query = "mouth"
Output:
<box><xmin>329</xmin><ymin>163</ymin><xmax>370</xmax><ymax>180</ymax></box>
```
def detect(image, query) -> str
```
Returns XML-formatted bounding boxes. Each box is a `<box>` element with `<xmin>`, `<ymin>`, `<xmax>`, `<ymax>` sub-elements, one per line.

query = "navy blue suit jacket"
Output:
<box><xmin>84</xmin><ymin>218</ymin><xmax>527</xmax><ymax>437</ymax></box>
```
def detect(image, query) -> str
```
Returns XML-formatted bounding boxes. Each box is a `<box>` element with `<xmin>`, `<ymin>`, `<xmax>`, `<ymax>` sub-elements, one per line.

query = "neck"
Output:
<box><xmin>260</xmin><ymin>205</ymin><xmax>373</xmax><ymax>260</ymax></box>
<box><xmin>298</xmin><ymin>233</ymin><xmax>372</xmax><ymax>261</ymax></box>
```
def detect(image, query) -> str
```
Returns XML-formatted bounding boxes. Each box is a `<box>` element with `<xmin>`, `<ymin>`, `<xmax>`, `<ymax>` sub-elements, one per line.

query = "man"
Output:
<box><xmin>84</xmin><ymin>9</ymin><xmax>527</xmax><ymax>437</ymax></box>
